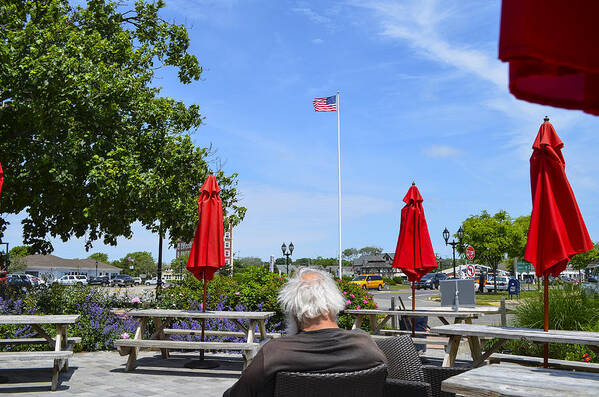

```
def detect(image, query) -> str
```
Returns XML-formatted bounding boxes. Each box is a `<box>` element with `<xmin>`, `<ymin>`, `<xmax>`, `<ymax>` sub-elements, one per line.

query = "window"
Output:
<box><xmin>225</xmin><ymin>241</ymin><xmax>230</xmax><ymax>248</ymax></box>
<box><xmin>225</xmin><ymin>232</ymin><xmax>230</xmax><ymax>239</ymax></box>
<box><xmin>225</xmin><ymin>259</ymin><xmax>230</xmax><ymax>265</ymax></box>
<box><xmin>225</xmin><ymin>250</ymin><xmax>230</xmax><ymax>257</ymax></box>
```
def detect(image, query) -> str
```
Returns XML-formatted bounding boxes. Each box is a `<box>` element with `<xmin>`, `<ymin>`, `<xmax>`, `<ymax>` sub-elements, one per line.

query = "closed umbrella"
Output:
<box><xmin>0</xmin><ymin>161</ymin><xmax>3</xmax><ymax>200</ymax></box>
<box><xmin>185</xmin><ymin>174</ymin><xmax>225</xmax><ymax>368</ymax></box>
<box><xmin>392</xmin><ymin>183</ymin><xmax>437</xmax><ymax>336</ymax></box>
<box><xmin>524</xmin><ymin>117</ymin><xmax>593</xmax><ymax>367</ymax></box>
<box><xmin>499</xmin><ymin>0</ymin><xmax>599</xmax><ymax>115</ymax></box>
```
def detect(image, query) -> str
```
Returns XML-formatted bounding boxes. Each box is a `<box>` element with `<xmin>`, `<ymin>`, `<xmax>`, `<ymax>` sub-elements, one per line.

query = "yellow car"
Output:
<box><xmin>350</xmin><ymin>274</ymin><xmax>385</xmax><ymax>291</ymax></box>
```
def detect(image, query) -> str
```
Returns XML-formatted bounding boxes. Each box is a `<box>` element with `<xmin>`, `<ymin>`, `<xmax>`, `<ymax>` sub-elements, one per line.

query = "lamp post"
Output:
<box><xmin>443</xmin><ymin>226</ymin><xmax>464</xmax><ymax>278</ymax></box>
<box><xmin>95</xmin><ymin>260</ymin><xmax>98</xmax><ymax>277</ymax></box>
<box><xmin>0</xmin><ymin>240</ymin><xmax>9</xmax><ymax>272</ymax></box>
<box><xmin>281</xmin><ymin>242</ymin><xmax>294</xmax><ymax>275</ymax></box>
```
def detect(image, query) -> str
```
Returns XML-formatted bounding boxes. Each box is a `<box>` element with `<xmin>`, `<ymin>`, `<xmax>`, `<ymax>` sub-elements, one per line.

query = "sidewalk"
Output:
<box><xmin>0</xmin><ymin>351</ymin><xmax>240</xmax><ymax>396</ymax></box>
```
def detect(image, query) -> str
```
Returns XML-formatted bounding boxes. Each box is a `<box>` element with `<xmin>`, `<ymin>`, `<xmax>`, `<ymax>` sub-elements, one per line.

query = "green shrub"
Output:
<box><xmin>337</xmin><ymin>280</ymin><xmax>377</xmax><ymax>331</ymax></box>
<box><xmin>383</xmin><ymin>276</ymin><xmax>396</xmax><ymax>286</ymax></box>
<box><xmin>393</xmin><ymin>276</ymin><xmax>404</xmax><ymax>285</ymax></box>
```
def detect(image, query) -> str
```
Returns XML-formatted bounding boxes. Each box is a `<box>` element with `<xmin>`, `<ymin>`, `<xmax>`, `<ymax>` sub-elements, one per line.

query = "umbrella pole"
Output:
<box><xmin>201</xmin><ymin>272</ymin><xmax>206</xmax><ymax>361</ymax></box>
<box><xmin>411</xmin><ymin>282</ymin><xmax>416</xmax><ymax>337</ymax></box>
<box><xmin>185</xmin><ymin>272</ymin><xmax>219</xmax><ymax>369</ymax></box>
<box><xmin>543</xmin><ymin>274</ymin><xmax>549</xmax><ymax>368</ymax></box>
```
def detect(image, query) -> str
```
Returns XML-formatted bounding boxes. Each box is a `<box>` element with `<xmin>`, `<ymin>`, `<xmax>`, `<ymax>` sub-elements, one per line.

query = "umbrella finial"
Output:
<box><xmin>412</xmin><ymin>181</ymin><xmax>415</xmax><ymax>186</ymax></box>
<box><xmin>544</xmin><ymin>116</ymin><xmax>549</xmax><ymax>122</ymax></box>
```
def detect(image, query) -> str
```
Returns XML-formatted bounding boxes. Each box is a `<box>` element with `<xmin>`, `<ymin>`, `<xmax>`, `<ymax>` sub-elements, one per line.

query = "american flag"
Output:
<box><xmin>313</xmin><ymin>95</ymin><xmax>337</xmax><ymax>112</ymax></box>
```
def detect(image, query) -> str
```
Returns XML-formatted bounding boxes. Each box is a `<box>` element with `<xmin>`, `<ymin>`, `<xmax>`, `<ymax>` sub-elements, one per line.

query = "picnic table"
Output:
<box><xmin>113</xmin><ymin>309</ymin><xmax>276</xmax><ymax>371</ymax></box>
<box><xmin>0</xmin><ymin>314</ymin><xmax>81</xmax><ymax>391</ymax></box>
<box><xmin>345</xmin><ymin>309</ymin><xmax>479</xmax><ymax>335</ymax></box>
<box><xmin>431</xmin><ymin>323</ymin><xmax>599</xmax><ymax>367</ymax></box>
<box><xmin>441</xmin><ymin>364</ymin><xmax>599</xmax><ymax>396</ymax></box>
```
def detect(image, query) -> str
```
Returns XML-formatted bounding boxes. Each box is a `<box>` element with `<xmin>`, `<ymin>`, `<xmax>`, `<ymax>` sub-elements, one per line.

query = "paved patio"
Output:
<box><xmin>0</xmin><ymin>351</ymin><xmax>241</xmax><ymax>396</ymax></box>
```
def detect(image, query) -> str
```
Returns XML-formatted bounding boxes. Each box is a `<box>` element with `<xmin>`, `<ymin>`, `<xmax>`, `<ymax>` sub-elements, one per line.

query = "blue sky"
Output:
<box><xmin>5</xmin><ymin>0</ymin><xmax>599</xmax><ymax>264</ymax></box>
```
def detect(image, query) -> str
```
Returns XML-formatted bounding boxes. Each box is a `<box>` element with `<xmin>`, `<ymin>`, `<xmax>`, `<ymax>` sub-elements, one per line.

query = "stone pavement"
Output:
<box><xmin>0</xmin><ymin>350</ymin><xmax>241</xmax><ymax>396</ymax></box>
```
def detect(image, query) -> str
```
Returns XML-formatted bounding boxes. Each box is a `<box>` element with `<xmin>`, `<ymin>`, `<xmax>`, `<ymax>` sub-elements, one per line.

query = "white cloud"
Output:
<box><xmin>291</xmin><ymin>7</ymin><xmax>331</xmax><ymax>24</ymax></box>
<box><xmin>312</xmin><ymin>38</ymin><xmax>324</xmax><ymax>44</ymax></box>
<box><xmin>424</xmin><ymin>145</ymin><xmax>462</xmax><ymax>158</ymax></box>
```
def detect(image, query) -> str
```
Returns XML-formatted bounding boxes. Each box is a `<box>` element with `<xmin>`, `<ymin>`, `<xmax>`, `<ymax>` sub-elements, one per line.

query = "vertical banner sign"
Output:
<box><xmin>269</xmin><ymin>255</ymin><xmax>275</xmax><ymax>273</ymax></box>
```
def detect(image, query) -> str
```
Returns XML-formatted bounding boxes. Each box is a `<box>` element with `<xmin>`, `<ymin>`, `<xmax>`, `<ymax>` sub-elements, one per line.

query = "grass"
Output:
<box><xmin>388</xmin><ymin>284</ymin><xmax>412</xmax><ymax>291</ymax></box>
<box><xmin>475</xmin><ymin>290</ymin><xmax>538</xmax><ymax>305</ymax></box>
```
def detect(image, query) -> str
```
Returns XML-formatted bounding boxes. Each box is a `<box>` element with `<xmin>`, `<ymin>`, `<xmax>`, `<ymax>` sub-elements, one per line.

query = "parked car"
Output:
<box><xmin>55</xmin><ymin>275</ymin><xmax>88</xmax><ymax>286</ymax></box>
<box><xmin>350</xmin><ymin>274</ymin><xmax>385</xmax><ymax>291</ymax></box>
<box><xmin>23</xmin><ymin>274</ymin><xmax>40</xmax><ymax>287</ymax></box>
<box><xmin>132</xmin><ymin>277</ymin><xmax>142</xmax><ymax>286</ymax></box>
<box><xmin>111</xmin><ymin>274</ymin><xmax>135</xmax><ymax>287</ymax></box>
<box><xmin>145</xmin><ymin>277</ymin><xmax>169</xmax><ymax>286</ymax></box>
<box><xmin>88</xmin><ymin>275</ymin><xmax>110</xmax><ymax>286</ymax></box>
<box><xmin>415</xmin><ymin>273</ymin><xmax>447</xmax><ymax>290</ymax></box>
<box><xmin>483</xmin><ymin>275</ymin><xmax>509</xmax><ymax>292</ymax></box>
<box><xmin>6</xmin><ymin>274</ymin><xmax>32</xmax><ymax>287</ymax></box>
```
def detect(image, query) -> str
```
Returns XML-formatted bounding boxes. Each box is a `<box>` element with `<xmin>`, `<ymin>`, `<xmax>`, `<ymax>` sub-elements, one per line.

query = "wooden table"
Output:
<box><xmin>431</xmin><ymin>323</ymin><xmax>599</xmax><ymax>367</ymax></box>
<box><xmin>113</xmin><ymin>309</ymin><xmax>276</xmax><ymax>371</ymax></box>
<box><xmin>442</xmin><ymin>364</ymin><xmax>599</xmax><ymax>396</ymax></box>
<box><xmin>0</xmin><ymin>314</ymin><xmax>81</xmax><ymax>391</ymax></box>
<box><xmin>345</xmin><ymin>309</ymin><xmax>479</xmax><ymax>335</ymax></box>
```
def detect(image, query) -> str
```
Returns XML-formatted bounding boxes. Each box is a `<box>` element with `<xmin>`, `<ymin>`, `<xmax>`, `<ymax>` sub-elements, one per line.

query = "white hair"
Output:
<box><xmin>278</xmin><ymin>267</ymin><xmax>346</xmax><ymax>331</ymax></box>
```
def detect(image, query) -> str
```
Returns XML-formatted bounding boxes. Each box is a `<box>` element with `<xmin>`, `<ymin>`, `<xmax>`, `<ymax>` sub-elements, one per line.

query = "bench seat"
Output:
<box><xmin>114</xmin><ymin>338</ymin><xmax>260</xmax><ymax>352</ymax></box>
<box><xmin>489</xmin><ymin>353</ymin><xmax>599</xmax><ymax>373</ymax></box>
<box><xmin>0</xmin><ymin>337</ymin><xmax>82</xmax><ymax>345</ymax></box>
<box><xmin>162</xmin><ymin>329</ymin><xmax>281</xmax><ymax>339</ymax></box>
<box><xmin>0</xmin><ymin>350</ymin><xmax>73</xmax><ymax>361</ymax></box>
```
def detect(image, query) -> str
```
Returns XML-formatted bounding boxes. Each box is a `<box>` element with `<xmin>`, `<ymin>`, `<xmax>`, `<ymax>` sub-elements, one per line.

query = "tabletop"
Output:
<box><xmin>344</xmin><ymin>309</ymin><xmax>478</xmax><ymax>318</ymax></box>
<box><xmin>0</xmin><ymin>315</ymin><xmax>80</xmax><ymax>325</ymax></box>
<box><xmin>442</xmin><ymin>364</ymin><xmax>599</xmax><ymax>396</ymax></box>
<box><xmin>431</xmin><ymin>323</ymin><xmax>599</xmax><ymax>345</ymax></box>
<box><xmin>117</xmin><ymin>309</ymin><xmax>275</xmax><ymax>320</ymax></box>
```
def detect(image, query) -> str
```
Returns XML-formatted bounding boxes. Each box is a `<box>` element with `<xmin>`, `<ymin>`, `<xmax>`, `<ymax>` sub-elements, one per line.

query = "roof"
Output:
<box><xmin>20</xmin><ymin>255</ymin><xmax>120</xmax><ymax>271</ymax></box>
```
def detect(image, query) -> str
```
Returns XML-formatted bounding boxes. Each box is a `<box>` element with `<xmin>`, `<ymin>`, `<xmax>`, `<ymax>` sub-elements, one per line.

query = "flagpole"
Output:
<box><xmin>337</xmin><ymin>90</ymin><xmax>342</xmax><ymax>280</ymax></box>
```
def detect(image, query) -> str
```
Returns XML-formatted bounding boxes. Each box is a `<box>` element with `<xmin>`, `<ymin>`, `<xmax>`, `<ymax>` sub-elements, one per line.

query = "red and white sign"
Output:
<box><xmin>466</xmin><ymin>264</ymin><xmax>475</xmax><ymax>277</ymax></box>
<box><xmin>466</xmin><ymin>245</ymin><xmax>475</xmax><ymax>260</ymax></box>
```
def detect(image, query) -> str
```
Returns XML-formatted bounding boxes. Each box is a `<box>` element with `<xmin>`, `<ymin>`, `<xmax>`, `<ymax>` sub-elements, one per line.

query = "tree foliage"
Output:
<box><xmin>0</xmin><ymin>0</ymin><xmax>245</xmax><ymax>253</ymax></box>
<box><xmin>112</xmin><ymin>251</ymin><xmax>155</xmax><ymax>277</ymax></box>
<box><xmin>358</xmin><ymin>246</ymin><xmax>383</xmax><ymax>256</ymax></box>
<box><xmin>88</xmin><ymin>252</ymin><xmax>109</xmax><ymax>263</ymax></box>
<box><xmin>570</xmin><ymin>242</ymin><xmax>599</xmax><ymax>271</ymax></box>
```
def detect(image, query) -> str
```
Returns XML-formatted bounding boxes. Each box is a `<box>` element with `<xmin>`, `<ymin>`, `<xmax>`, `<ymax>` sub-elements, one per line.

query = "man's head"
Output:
<box><xmin>278</xmin><ymin>267</ymin><xmax>346</xmax><ymax>334</ymax></box>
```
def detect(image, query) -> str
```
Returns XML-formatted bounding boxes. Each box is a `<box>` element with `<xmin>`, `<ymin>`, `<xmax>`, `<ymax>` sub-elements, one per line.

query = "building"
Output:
<box><xmin>176</xmin><ymin>224</ymin><xmax>234</xmax><ymax>267</ymax></box>
<box><xmin>18</xmin><ymin>254</ymin><xmax>121</xmax><ymax>281</ymax></box>
<box><xmin>352</xmin><ymin>253</ymin><xmax>405</xmax><ymax>277</ymax></box>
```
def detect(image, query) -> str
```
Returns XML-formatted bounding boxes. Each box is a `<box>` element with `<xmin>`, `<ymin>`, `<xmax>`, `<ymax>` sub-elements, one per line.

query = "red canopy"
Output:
<box><xmin>499</xmin><ymin>0</ymin><xmax>599</xmax><ymax>115</ymax></box>
<box><xmin>524</xmin><ymin>119</ymin><xmax>593</xmax><ymax>277</ymax></box>
<box><xmin>392</xmin><ymin>183</ymin><xmax>437</xmax><ymax>282</ymax></box>
<box><xmin>186</xmin><ymin>175</ymin><xmax>225</xmax><ymax>281</ymax></box>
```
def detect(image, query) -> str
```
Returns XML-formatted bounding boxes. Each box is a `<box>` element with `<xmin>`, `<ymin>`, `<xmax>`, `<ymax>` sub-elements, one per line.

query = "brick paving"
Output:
<box><xmin>0</xmin><ymin>351</ymin><xmax>241</xmax><ymax>396</ymax></box>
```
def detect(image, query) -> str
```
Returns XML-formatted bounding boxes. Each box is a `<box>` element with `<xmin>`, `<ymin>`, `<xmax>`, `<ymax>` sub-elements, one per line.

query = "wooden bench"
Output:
<box><xmin>0</xmin><ymin>351</ymin><xmax>73</xmax><ymax>390</ymax></box>
<box><xmin>0</xmin><ymin>337</ymin><xmax>82</xmax><ymax>345</ymax></box>
<box><xmin>114</xmin><ymin>339</ymin><xmax>261</xmax><ymax>370</ymax></box>
<box><xmin>489</xmin><ymin>353</ymin><xmax>599</xmax><ymax>373</ymax></box>
<box><xmin>163</xmin><ymin>329</ymin><xmax>281</xmax><ymax>338</ymax></box>
<box><xmin>371</xmin><ymin>334</ymin><xmax>450</xmax><ymax>347</ymax></box>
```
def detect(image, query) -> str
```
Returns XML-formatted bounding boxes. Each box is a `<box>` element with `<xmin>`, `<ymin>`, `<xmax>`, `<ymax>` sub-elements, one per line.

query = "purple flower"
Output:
<box><xmin>235</xmin><ymin>292</ymin><xmax>241</xmax><ymax>296</ymax></box>
<box><xmin>121</xmin><ymin>332</ymin><xmax>130</xmax><ymax>339</ymax></box>
<box><xmin>131</xmin><ymin>297</ymin><xmax>141</xmax><ymax>304</ymax></box>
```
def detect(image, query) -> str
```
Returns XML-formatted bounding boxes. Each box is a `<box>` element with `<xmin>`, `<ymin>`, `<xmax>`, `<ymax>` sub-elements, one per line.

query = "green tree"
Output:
<box><xmin>570</xmin><ymin>242</ymin><xmax>599</xmax><ymax>271</ymax></box>
<box><xmin>9</xmin><ymin>245</ymin><xmax>31</xmax><ymax>258</ymax></box>
<box><xmin>460</xmin><ymin>210</ymin><xmax>515</xmax><ymax>292</ymax></box>
<box><xmin>88</xmin><ymin>253</ymin><xmax>109</xmax><ymax>263</ymax></box>
<box><xmin>293</xmin><ymin>258</ymin><xmax>312</xmax><ymax>267</ymax></box>
<box><xmin>4</xmin><ymin>245</ymin><xmax>31</xmax><ymax>272</ymax></box>
<box><xmin>113</xmin><ymin>252</ymin><xmax>156</xmax><ymax>277</ymax></box>
<box><xmin>358</xmin><ymin>246</ymin><xmax>383</xmax><ymax>256</ymax></box>
<box><xmin>233</xmin><ymin>257</ymin><xmax>264</xmax><ymax>268</ymax></box>
<box><xmin>0</xmin><ymin>0</ymin><xmax>245</xmax><ymax>253</ymax></box>
<box><xmin>342</xmin><ymin>248</ymin><xmax>359</xmax><ymax>261</ymax></box>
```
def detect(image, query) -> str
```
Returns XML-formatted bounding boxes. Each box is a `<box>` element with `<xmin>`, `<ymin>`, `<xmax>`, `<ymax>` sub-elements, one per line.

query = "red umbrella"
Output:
<box><xmin>185</xmin><ymin>174</ymin><xmax>225</xmax><ymax>368</ymax></box>
<box><xmin>524</xmin><ymin>117</ymin><xmax>593</xmax><ymax>367</ymax></box>
<box><xmin>392</xmin><ymin>182</ymin><xmax>437</xmax><ymax>336</ymax></box>
<box><xmin>499</xmin><ymin>0</ymin><xmax>599</xmax><ymax>115</ymax></box>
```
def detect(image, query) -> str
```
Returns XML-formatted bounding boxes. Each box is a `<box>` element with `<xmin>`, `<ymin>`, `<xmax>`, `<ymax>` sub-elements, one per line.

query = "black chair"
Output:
<box><xmin>375</xmin><ymin>335</ymin><xmax>469</xmax><ymax>397</ymax></box>
<box><xmin>274</xmin><ymin>363</ymin><xmax>387</xmax><ymax>397</ymax></box>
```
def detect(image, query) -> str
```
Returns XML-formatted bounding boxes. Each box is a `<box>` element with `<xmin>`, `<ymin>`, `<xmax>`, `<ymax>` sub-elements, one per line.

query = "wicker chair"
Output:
<box><xmin>375</xmin><ymin>335</ymin><xmax>469</xmax><ymax>397</ymax></box>
<box><xmin>274</xmin><ymin>363</ymin><xmax>387</xmax><ymax>397</ymax></box>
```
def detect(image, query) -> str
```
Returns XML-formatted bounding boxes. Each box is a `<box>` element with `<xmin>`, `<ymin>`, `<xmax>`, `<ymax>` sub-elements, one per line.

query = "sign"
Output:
<box><xmin>466</xmin><ymin>245</ymin><xmax>475</xmax><ymax>260</ymax></box>
<box><xmin>466</xmin><ymin>264</ymin><xmax>475</xmax><ymax>277</ymax></box>
<box><xmin>517</xmin><ymin>260</ymin><xmax>533</xmax><ymax>273</ymax></box>
<box><xmin>269</xmin><ymin>255</ymin><xmax>275</xmax><ymax>273</ymax></box>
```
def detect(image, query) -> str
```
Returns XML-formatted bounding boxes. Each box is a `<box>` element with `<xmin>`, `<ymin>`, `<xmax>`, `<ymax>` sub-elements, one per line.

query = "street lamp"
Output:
<box><xmin>281</xmin><ymin>242</ymin><xmax>294</xmax><ymax>275</ymax></box>
<box><xmin>95</xmin><ymin>260</ymin><xmax>98</xmax><ymax>277</ymax></box>
<box><xmin>443</xmin><ymin>226</ymin><xmax>464</xmax><ymax>278</ymax></box>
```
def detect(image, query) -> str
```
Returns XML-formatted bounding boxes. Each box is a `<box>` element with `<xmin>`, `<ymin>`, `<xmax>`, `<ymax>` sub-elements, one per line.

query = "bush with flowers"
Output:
<box><xmin>336</xmin><ymin>279</ymin><xmax>378</xmax><ymax>331</ymax></box>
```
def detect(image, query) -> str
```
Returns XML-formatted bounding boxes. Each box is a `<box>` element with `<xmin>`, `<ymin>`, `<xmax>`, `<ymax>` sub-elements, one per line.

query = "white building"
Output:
<box><xmin>19</xmin><ymin>254</ymin><xmax>121</xmax><ymax>281</ymax></box>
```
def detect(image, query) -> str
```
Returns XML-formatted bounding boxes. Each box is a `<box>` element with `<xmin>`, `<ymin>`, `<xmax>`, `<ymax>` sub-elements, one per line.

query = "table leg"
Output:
<box><xmin>443</xmin><ymin>335</ymin><xmax>462</xmax><ymax>367</ymax></box>
<box><xmin>472</xmin><ymin>338</ymin><xmax>507</xmax><ymax>367</ymax></box>
<box><xmin>126</xmin><ymin>318</ymin><xmax>146</xmax><ymax>372</ymax></box>
<box><xmin>258</xmin><ymin>320</ymin><xmax>268</xmax><ymax>341</ymax></box>
<box><xmin>462</xmin><ymin>318</ymin><xmax>483</xmax><ymax>363</ymax></box>
<box><xmin>152</xmin><ymin>317</ymin><xmax>169</xmax><ymax>359</ymax></box>
<box><xmin>30</xmin><ymin>324</ymin><xmax>55</xmax><ymax>347</ymax></box>
<box><xmin>439</xmin><ymin>316</ymin><xmax>450</xmax><ymax>325</ymax></box>
<box><xmin>352</xmin><ymin>315</ymin><xmax>364</xmax><ymax>330</ymax></box>
<box><xmin>51</xmin><ymin>358</ymin><xmax>61</xmax><ymax>391</ymax></box>
<box><xmin>368</xmin><ymin>315</ymin><xmax>381</xmax><ymax>335</ymax></box>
